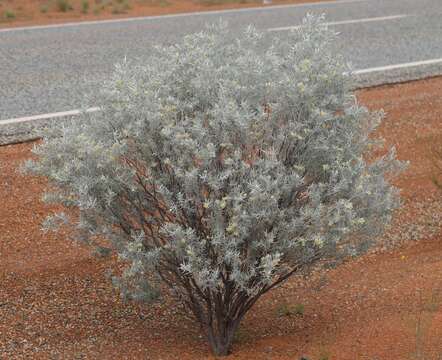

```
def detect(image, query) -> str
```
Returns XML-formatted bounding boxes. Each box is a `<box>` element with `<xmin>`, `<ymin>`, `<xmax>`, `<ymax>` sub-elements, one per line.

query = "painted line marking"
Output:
<box><xmin>353</xmin><ymin>58</ymin><xmax>442</xmax><ymax>75</ymax></box>
<box><xmin>0</xmin><ymin>0</ymin><xmax>367</xmax><ymax>33</ymax></box>
<box><xmin>0</xmin><ymin>107</ymin><xmax>100</xmax><ymax>126</ymax></box>
<box><xmin>2</xmin><ymin>58</ymin><xmax>442</xmax><ymax>126</ymax></box>
<box><xmin>267</xmin><ymin>14</ymin><xmax>410</xmax><ymax>32</ymax></box>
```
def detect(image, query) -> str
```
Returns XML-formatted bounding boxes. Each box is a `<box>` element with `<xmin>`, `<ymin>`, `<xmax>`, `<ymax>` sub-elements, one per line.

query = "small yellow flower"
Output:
<box><xmin>226</xmin><ymin>223</ymin><xmax>237</xmax><ymax>234</ymax></box>
<box><xmin>313</xmin><ymin>237</ymin><xmax>324</xmax><ymax>248</ymax></box>
<box><xmin>344</xmin><ymin>201</ymin><xmax>353</xmax><ymax>210</ymax></box>
<box><xmin>220</xmin><ymin>200</ymin><xmax>227</xmax><ymax>209</ymax></box>
<box><xmin>297</xmin><ymin>82</ymin><xmax>305</xmax><ymax>94</ymax></box>
<box><xmin>300</xmin><ymin>59</ymin><xmax>311</xmax><ymax>71</ymax></box>
<box><xmin>357</xmin><ymin>218</ymin><xmax>366</xmax><ymax>225</ymax></box>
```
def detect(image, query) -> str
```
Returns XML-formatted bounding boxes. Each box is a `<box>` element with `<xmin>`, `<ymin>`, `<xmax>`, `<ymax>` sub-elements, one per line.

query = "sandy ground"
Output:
<box><xmin>0</xmin><ymin>76</ymin><xmax>442</xmax><ymax>359</ymax></box>
<box><xmin>0</xmin><ymin>0</ymin><xmax>331</xmax><ymax>28</ymax></box>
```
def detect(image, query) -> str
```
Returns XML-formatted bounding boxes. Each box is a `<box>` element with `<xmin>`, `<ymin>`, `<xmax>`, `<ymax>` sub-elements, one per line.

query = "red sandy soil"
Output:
<box><xmin>0</xmin><ymin>0</ymin><xmax>332</xmax><ymax>28</ymax></box>
<box><xmin>1</xmin><ymin>77</ymin><xmax>442</xmax><ymax>359</ymax></box>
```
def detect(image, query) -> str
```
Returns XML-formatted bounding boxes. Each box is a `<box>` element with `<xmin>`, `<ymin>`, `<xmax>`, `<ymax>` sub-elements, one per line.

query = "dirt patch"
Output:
<box><xmin>1</xmin><ymin>77</ymin><xmax>442</xmax><ymax>359</ymax></box>
<box><xmin>0</xmin><ymin>0</ymin><xmax>333</xmax><ymax>29</ymax></box>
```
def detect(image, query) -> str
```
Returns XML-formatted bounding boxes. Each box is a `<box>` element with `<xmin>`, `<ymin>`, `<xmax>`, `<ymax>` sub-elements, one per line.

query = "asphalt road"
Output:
<box><xmin>1</xmin><ymin>0</ymin><xmax>442</xmax><ymax>123</ymax></box>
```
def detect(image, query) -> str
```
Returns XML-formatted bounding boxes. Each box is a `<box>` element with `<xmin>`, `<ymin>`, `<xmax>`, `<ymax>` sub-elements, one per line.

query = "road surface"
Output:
<box><xmin>0</xmin><ymin>0</ymin><xmax>441</xmax><ymax>127</ymax></box>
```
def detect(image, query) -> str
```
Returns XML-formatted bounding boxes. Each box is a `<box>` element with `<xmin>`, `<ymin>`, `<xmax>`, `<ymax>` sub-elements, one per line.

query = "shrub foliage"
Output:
<box><xmin>25</xmin><ymin>16</ymin><xmax>404</xmax><ymax>356</ymax></box>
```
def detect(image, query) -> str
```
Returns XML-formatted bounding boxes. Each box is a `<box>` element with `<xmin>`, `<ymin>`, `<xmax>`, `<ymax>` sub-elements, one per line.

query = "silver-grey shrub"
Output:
<box><xmin>24</xmin><ymin>16</ymin><xmax>404</xmax><ymax>356</ymax></box>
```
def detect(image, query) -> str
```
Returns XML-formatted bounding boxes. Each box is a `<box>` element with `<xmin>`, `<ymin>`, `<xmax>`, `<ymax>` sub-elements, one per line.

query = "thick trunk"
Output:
<box><xmin>207</xmin><ymin>319</ymin><xmax>240</xmax><ymax>356</ymax></box>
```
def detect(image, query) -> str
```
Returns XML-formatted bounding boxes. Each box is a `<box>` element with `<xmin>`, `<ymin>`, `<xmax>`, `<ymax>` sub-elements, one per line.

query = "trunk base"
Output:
<box><xmin>207</xmin><ymin>321</ymin><xmax>240</xmax><ymax>357</ymax></box>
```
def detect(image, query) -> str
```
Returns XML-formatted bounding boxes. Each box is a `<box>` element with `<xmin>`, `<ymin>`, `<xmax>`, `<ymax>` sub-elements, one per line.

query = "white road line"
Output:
<box><xmin>0</xmin><ymin>107</ymin><xmax>100</xmax><ymax>126</ymax></box>
<box><xmin>267</xmin><ymin>14</ymin><xmax>409</xmax><ymax>32</ymax></box>
<box><xmin>2</xmin><ymin>58</ymin><xmax>442</xmax><ymax>127</ymax></box>
<box><xmin>0</xmin><ymin>0</ymin><xmax>367</xmax><ymax>33</ymax></box>
<box><xmin>353</xmin><ymin>58</ymin><xmax>442</xmax><ymax>75</ymax></box>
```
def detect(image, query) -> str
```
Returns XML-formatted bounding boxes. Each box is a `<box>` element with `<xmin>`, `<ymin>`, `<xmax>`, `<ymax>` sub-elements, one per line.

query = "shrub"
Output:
<box><xmin>40</xmin><ymin>4</ymin><xmax>49</xmax><ymax>13</ymax></box>
<box><xmin>197</xmin><ymin>0</ymin><xmax>256</xmax><ymax>5</ymax></box>
<box><xmin>24</xmin><ymin>16</ymin><xmax>404</xmax><ymax>356</ymax></box>
<box><xmin>432</xmin><ymin>138</ymin><xmax>442</xmax><ymax>189</ymax></box>
<box><xmin>56</xmin><ymin>0</ymin><xmax>73</xmax><ymax>12</ymax></box>
<box><xmin>81</xmin><ymin>0</ymin><xmax>89</xmax><ymax>13</ymax></box>
<box><xmin>4</xmin><ymin>9</ymin><xmax>15</xmax><ymax>19</ymax></box>
<box><xmin>277</xmin><ymin>303</ymin><xmax>305</xmax><ymax>317</ymax></box>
